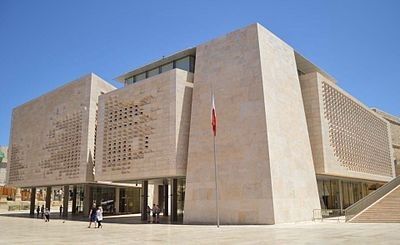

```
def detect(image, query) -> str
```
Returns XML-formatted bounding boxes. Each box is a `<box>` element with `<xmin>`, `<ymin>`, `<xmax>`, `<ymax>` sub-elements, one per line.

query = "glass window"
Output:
<box><xmin>189</xmin><ymin>56</ymin><xmax>195</xmax><ymax>72</ymax></box>
<box><xmin>147</xmin><ymin>67</ymin><xmax>160</xmax><ymax>78</ymax></box>
<box><xmin>175</xmin><ymin>56</ymin><xmax>190</xmax><ymax>71</ymax></box>
<box><xmin>135</xmin><ymin>73</ymin><xmax>146</xmax><ymax>82</ymax></box>
<box><xmin>161</xmin><ymin>62</ymin><xmax>173</xmax><ymax>73</ymax></box>
<box><xmin>125</xmin><ymin>76</ymin><xmax>134</xmax><ymax>85</ymax></box>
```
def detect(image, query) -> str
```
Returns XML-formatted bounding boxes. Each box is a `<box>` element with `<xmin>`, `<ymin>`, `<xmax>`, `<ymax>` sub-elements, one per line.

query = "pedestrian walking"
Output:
<box><xmin>96</xmin><ymin>207</ymin><xmax>103</xmax><ymax>228</ymax></box>
<box><xmin>36</xmin><ymin>206</ymin><xmax>40</xmax><ymax>218</ymax></box>
<box><xmin>40</xmin><ymin>205</ymin><xmax>44</xmax><ymax>218</ymax></box>
<box><xmin>59</xmin><ymin>205</ymin><xmax>63</xmax><ymax>216</ymax></box>
<box><xmin>88</xmin><ymin>203</ymin><xmax>97</xmax><ymax>228</ymax></box>
<box><xmin>44</xmin><ymin>208</ymin><xmax>50</xmax><ymax>222</ymax></box>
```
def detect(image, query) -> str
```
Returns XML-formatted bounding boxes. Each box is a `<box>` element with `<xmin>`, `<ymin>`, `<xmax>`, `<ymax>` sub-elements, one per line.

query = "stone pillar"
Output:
<box><xmin>339</xmin><ymin>180</ymin><xmax>343</xmax><ymax>213</ymax></box>
<box><xmin>115</xmin><ymin>187</ymin><xmax>120</xmax><ymax>214</ymax></box>
<box><xmin>141</xmin><ymin>180</ymin><xmax>148</xmax><ymax>221</ymax></box>
<box><xmin>163</xmin><ymin>180</ymin><xmax>169</xmax><ymax>216</ymax></box>
<box><xmin>72</xmin><ymin>186</ymin><xmax>77</xmax><ymax>214</ymax></box>
<box><xmin>153</xmin><ymin>184</ymin><xmax>159</xmax><ymax>206</ymax></box>
<box><xmin>62</xmin><ymin>185</ymin><xmax>69</xmax><ymax>217</ymax></box>
<box><xmin>45</xmin><ymin>187</ymin><xmax>51</xmax><ymax>210</ymax></box>
<box><xmin>171</xmin><ymin>178</ymin><xmax>178</xmax><ymax>222</ymax></box>
<box><xmin>15</xmin><ymin>188</ymin><xmax>21</xmax><ymax>201</ymax></box>
<box><xmin>29</xmin><ymin>187</ymin><xmax>36</xmax><ymax>215</ymax></box>
<box><xmin>83</xmin><ymin>185</ymin><xmax>92</xmax><ymax>216</ymax></box>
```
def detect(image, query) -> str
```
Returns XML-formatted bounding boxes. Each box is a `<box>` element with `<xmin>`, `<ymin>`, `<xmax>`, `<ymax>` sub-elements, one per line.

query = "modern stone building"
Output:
<box><xmin>7</xmin><ymin>23</ymin><xmax>396</xmax><ymax>224</ymax></box>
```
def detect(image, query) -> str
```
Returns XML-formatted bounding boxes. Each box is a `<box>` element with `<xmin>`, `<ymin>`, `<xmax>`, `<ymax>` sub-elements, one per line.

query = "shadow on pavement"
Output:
<box><xmin>0</xmin><ymin>212</ymin><xmax>183</xmax><ymax>225</ymax></box>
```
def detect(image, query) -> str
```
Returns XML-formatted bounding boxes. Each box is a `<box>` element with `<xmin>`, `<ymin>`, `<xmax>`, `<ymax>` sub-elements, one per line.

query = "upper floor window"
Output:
<box><xmin>124</xmin><ymin>55</ymin><xmax>195</xmax><ymax>85</ymax></box>
<box><xmin>135</xmin><ymin>73</ymin><xmax>146</xmax><ymax>82</ymax></box>
<box><xmin>161</xmin><ymin>62</ymin><xmax>173</xmax><ymax>73</ymax></box>
<box><xmin>147</xmin><ymin>67</ymin><xmax>160</xmax><ymax>78</ymax></box>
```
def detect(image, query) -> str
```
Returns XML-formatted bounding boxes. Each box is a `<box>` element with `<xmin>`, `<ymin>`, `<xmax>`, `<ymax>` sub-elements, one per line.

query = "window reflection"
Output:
<box><xmin>135</xmin><ymin>73</ymin><xmax>146</xmax><ymax>82</ymax></box>
<box><xmin>317</xmin><ymin>178</ymin><xmax>382</xmax><ymax>210</ymax></box>
<box><xmin>124</xmin><ymin>55</ymin><xmax>195</xmax><ymax>85</ymax></box>
<box><xmin>175</xmin><ymin>57</ymin><xmax>190</xmax><ymax>71</ymax></box>
<box><xmin>161</xmin><ymin>62</ymin><xmax>173</xmax><ymax>73</ymax></box>
<box><xmin>147</xmin><ymin>67</ymin><xmax>160</xmax><ymax>78</ymax></box>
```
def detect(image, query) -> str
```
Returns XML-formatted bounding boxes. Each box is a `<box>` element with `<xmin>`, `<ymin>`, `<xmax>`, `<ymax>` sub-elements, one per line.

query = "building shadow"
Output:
<box><xmin>0</xmin><ymin>212</ymin><xmax>183</xmax><ymax>225</ymax></box>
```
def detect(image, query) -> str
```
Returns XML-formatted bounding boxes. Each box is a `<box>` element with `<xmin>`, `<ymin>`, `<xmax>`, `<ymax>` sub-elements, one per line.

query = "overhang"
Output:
<box><xmin>295</xmin><ymin>51</ymin><xmax>337</xmax><ymax>83</ymax></box>
<box><xmin>115</xmin><ymin>47</ymin><xmax>196</xmax><ymax>83</ymax></box>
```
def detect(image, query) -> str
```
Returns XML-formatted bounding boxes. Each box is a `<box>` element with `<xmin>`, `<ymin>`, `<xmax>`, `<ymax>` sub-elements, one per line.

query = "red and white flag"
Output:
<box><xmin>211</xmin><ymin>93</ymin><xmax>217</xmax><ymax>136</ymax></box>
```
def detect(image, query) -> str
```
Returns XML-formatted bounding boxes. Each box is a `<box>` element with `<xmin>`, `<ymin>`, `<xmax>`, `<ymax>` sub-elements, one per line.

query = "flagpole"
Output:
<box><xmin>213</xmin><ymin>131</ymin><xmax>220</xmax><ymax>228</ymax></box>
<box><xmin>211</xmin><ymin>87</ymin><xmax>220</xmax><ymax>228</ymax></box>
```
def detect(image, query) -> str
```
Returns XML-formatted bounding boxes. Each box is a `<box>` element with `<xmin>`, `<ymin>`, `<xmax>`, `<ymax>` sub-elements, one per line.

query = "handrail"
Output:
<box><xmin>344</xmin><ymin>175</ymin><xmax>400</xmax><ymax>222</ymax></box>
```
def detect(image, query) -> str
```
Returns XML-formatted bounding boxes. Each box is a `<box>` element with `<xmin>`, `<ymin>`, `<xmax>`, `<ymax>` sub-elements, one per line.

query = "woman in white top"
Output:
<box><xmin>96</xmin><ymin>207</ymin><xmax>103</xmax><ymax>228</ymax></box>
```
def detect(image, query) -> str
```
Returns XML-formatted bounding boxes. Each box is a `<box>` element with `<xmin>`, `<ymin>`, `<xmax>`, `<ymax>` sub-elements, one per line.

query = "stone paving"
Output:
<box><xmin>0</xmin><ymin>215</ymin><xmax>399</xmax><ymax>244</ymax></box>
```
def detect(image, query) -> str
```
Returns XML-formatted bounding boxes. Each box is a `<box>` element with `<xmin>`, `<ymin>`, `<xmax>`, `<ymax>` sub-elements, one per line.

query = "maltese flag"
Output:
<box><xmin>211</xmin><ymin>94</ymin><xmax>217</xmax><ymax>136</ymax></box>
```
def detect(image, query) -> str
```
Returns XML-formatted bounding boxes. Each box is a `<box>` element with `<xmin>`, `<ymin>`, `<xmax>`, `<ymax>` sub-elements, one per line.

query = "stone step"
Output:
<box><xmin>351</xmin><ymin>185</ymin><xmax>400</xmax><ymax>223</ymax></box>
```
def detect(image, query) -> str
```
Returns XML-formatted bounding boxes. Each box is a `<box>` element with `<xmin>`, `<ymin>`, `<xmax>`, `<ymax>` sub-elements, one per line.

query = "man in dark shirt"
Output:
<box><xmin>88</xmin><ymin>203</ymin><xmax>97</xmax><ymax>228</ymax></box>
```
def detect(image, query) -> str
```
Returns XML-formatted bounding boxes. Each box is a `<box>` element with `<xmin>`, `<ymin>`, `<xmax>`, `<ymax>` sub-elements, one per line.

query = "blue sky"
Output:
<box><xmin>0</xmin><ymin>0</ymin><xmax>399</xmax><ymax>145</ymax></box>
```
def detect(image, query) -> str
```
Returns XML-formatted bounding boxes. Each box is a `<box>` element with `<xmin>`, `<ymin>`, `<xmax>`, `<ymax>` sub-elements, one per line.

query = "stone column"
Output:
<box><xmin>15</xmin><ymin>188</ymin><xmax>22</xmax><ymax>201</ymax></box>
<box><xmin>83</xmin><ymin>184</ymin><xmax>92</xmax><ymax>216</ymax></box>
<box><xmin>45</xmin><ymin>187</ymin><xmax>51</xmax><ymax>210</ymax></box>
<box><xmin>141</xmin><ymin>180</ymin><xmax>148</xmax><ymax>221</ymax></box>
<box><xmin>339</xmin><ymin>180</ymin><xmax>343</xmax><ymax>213</ymax></box>
<box><xmin>29</xmin><ymin>187</ymin><xmax>36</xmax><ymax>215</ymax></box>
<box><xmin>171</xmin><ymin>178</ymin><xmax>178</xmax><ymax>222</ymax></box>
<box><xmin>62</xmin><ymin>185</ymin><xmax>69</xmax><ymax>217</ymax></box>
<box><xmin>163</xmin><ymin>180</ymin><xmax>169</xmax><ymax>216</ymax></box>
<box><xmin>153</xmin><ymin>184</ymin><xmax>159</xmax><ymax>206</ymax></box>
<box><xmin>115</xmin><ymin>187</ymin><xmax>120</xmax><ymax>214</ymax></box>
<box><xmin>72</xmin><ymin>186</ymin><xmax>77</xmax><ymax>214</ymax></box>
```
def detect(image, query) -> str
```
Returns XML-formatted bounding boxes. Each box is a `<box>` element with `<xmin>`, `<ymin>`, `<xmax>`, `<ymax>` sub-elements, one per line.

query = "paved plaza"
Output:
<box><xmin>0</xmin><ymin>214</ymin><xmax>399</xmax><ymax>244</ymax></box>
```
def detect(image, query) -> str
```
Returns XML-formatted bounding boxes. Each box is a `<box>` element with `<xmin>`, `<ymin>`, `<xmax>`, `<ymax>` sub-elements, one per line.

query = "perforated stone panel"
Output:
<box><xmin>101</xmin><ymin>95</ymin><xmax>155</xmax><ymax>175</ymax></box>
<box><xmin>372</xmin><ymin>109</ymin><xmax>400</xmax><ymax>176</ymax></box>
<box><xmin>7</xmin><ymin>74</ymin><xmax>115</xmax><ymax>187</ymax></box>
<box><xmin>322</xmin><ymin>82</ymin><xmax>392</xmax><ymax>177</ymax></box>
<box><xmin>8</xmin><ymin>145</ymin><xmax>24</xmax><ymax>183</ymax></box>
<box><xmin>41</xmin><ymin>112</ymin><xmax>83</xmax><ymax>180</ymax></box>
<box><xmin>95</xmin><ymin>69</ymin><xmax>193</xmax><ymax>181</ymax></box>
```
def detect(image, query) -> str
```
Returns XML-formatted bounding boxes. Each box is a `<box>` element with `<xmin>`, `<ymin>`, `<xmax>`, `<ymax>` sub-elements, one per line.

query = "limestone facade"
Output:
<box><xmin>184</xmin><ymin>24</ymin><xmax>320</xmax><ymax>225</ymax></box>
<box><xmin>300</xmin><ymin>72</ymin><xmax>394</xmax><ymax>182</ymax></box>
<box><xmin>372</xmin><ymin>108</ymin><xmax>400</xmax><ymax>176</ymax></box>
<box><xmin>95</xmin><ymin>69</ymin><xmax>193</xmax><ymax>181</ymax></box>
<box><xmin>7</xmin><ymin>74</ymin><xmax>115</xmax><ymax>187</ymax></box>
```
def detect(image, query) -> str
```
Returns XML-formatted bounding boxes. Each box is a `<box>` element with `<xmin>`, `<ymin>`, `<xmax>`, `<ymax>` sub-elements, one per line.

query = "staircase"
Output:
<box><xmin>345</xmin><ymin>175</ymin><xmax>400</xmax><ymax>223</ymax></box>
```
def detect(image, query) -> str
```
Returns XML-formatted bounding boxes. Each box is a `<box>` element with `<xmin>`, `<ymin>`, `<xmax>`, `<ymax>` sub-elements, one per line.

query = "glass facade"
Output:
<box><xmin>161</xmin><ymin>62</ymin><xmax>173</xmax><ymax>73</ymax></box>
<box><xmin>317</xmin><ymin>177</ymin><xmax>383</xmax><ymax>211</ymax></box>
<box><xmin>175</xmin><ymin>57</ymin><xmax>191</xmax><ymax>71</ymax></box>
<box><xmin>119</xmin><ymin>187</ymin><xmax>141</xmax><ymax>214</ymax></box>
<box><xmin>177</xmin><ymin>178</ymin><xmax>186</xmax><ymax>218</ymax></box>
<box><xmin>318</xmin><ymin>179</ymin><xmax>340</xmax><ymax>209</ymax></box>
<box><xmin>135</xmin><ymin>73</ymin><xmax>146</xmax><ymax>83</ymax></box>
<box><xmin>147</xmin><ymin>67</ymin><xmax>160</xmax><ymax>78</ymax></box>
<box><xmin>124</xmin><ymin>55</ymin><xmax>195</xmax><ymax>85</ymax></box>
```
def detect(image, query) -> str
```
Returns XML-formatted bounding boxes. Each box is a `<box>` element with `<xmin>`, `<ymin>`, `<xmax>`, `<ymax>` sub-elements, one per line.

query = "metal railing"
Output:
<box><xmin>344</xmin><ymin>175</ymin><xmax>400</xmax><ymax>222</ymax></box>
<box><xmin>8</xmin><ymin>204</ymin><xmax>30</xmax><ymax>211</ymax></box>
<box><xmin>313</xmin><ymin>209</ymin><xmax>344</xmax><ymax>222</ymax></box>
